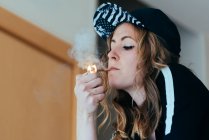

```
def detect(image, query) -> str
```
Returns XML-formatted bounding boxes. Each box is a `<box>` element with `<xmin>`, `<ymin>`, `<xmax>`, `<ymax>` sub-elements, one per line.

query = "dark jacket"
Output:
<box><xmin>155</xmin><ymin>64</ymin><xmax>209</xmax><ymax>140</ymax></box>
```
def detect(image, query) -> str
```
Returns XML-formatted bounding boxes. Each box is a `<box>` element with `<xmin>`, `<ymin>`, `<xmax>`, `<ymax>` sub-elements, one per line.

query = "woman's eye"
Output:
<box><xmin>123</xmin><ymin>46</ymin><xmax>134</xmax><ymax>50</ymax></box>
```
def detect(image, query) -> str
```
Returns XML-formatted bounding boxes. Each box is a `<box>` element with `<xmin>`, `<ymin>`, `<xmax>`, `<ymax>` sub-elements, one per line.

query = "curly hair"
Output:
<box><xmin>98</xmin><ymin>25</ymin><xmax>179</xmax><ymax>140</ymax></box>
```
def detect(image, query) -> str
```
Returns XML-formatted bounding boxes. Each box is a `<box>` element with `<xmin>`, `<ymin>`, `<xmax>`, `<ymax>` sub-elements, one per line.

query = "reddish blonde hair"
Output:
<box><xmin>98</xmin><ymin>24</ymin><xmax>179</xmax><ymax>139</ymax></box>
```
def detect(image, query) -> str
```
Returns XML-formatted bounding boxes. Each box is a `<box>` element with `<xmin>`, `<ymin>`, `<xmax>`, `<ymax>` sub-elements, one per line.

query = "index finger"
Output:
<box><xmin>76</xmin><ymin>73</ymin><xmax>97</xmax><ymax>84</ymax></box>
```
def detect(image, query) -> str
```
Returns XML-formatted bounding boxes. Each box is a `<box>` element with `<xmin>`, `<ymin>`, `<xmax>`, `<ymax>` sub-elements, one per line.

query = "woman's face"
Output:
<box><xmin>108</xmin><ymin>23</ymin><xmax>142</xmax><ymax>92</ymax></box>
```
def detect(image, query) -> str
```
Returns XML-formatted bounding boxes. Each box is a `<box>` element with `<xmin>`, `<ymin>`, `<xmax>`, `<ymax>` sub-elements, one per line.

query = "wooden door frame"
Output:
<box><xmin>0</xmin><ymin>7</ymin><xmax>77</xmax><ymax>140</ymax></box>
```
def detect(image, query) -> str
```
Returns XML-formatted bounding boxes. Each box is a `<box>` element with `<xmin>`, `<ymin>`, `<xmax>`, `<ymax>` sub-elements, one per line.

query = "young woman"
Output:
<box><xmin>75</xmin><ymin>2</ymin><xmax>209</xmax><ymax>140</ymax></box>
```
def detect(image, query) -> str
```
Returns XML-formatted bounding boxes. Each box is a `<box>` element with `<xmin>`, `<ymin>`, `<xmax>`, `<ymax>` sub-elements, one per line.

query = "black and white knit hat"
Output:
<box><xmin>93</xmin><ymin>2</ymin><xmax>181</xmax><ymax>57</ymax></box>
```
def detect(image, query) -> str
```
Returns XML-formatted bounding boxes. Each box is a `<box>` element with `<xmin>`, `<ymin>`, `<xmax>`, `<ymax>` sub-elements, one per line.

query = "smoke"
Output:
<box><xmin>68</xmin><ymin>28</ymin><xmax>101</xmax><ymax>70</ymax></box>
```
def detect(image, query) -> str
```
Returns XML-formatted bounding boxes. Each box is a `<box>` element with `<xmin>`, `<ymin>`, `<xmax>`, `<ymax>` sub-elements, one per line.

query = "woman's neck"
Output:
<box><xmin>125</xmin><ymin>86</ymin><xmax>146</xmax><ymax>107</ymax></box>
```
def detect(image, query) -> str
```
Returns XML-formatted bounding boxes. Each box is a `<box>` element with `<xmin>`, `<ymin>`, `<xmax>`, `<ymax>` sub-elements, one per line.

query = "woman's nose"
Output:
<box><xmin>107</xmin><ymin>47</ymin><xmax>119</xmax><ymax>61</ymax></box>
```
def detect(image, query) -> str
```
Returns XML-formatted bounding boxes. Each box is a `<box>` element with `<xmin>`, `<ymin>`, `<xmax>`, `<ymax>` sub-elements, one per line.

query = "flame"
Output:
<box><xmin>87</xmin><ymin>64</ymin><xmax>97</xmax><ymax>73</ymax></box>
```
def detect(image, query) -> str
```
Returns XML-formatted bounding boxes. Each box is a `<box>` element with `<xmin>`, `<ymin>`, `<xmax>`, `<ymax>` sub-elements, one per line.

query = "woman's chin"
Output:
<box><xmin>108</xmin><ymin>81</ymin><xmax>123</xmax><ymax>89</ymax></box>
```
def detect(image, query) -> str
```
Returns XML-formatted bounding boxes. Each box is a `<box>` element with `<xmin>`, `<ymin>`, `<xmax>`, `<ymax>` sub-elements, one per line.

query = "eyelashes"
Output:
<box><xmin>123</xmin><ymin>46</ymin><xmax>134</xmax><ymax>50</ymax></box>
<box><xmin>107</xmin><ymin>45</ymin><xmax>135</xmax><ymax>53</ymax></box>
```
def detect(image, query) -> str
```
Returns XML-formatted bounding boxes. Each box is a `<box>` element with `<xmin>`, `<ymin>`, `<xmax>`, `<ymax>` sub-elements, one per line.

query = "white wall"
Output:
<box><xmin>139</xmin><ymin>0</ymin><xmax>209</xmax><ymax>34</ymax></box>
<box><xmin>204</xmin><ymin>34</ymin><xmax>209</xmax><ymax>87</ymax></box>
<box><xmin>0</xmin><ymin>0</ymin><xmax>97</xmax><ymax>44</ymax></box>
<box><xmin>179</xmin><ymin>27</ymin><xmax>207</xmax><ymax>85</ymax></box>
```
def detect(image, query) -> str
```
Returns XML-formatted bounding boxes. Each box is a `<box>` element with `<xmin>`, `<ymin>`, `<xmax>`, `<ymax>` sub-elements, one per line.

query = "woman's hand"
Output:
<box><xmin>75</xmin><ymin>73</ymin><xmax>105</xmax><ymax>116</ymax></box>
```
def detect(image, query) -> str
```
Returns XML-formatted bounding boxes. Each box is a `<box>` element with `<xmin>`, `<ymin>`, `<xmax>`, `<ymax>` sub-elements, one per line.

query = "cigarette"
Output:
<box><xmin>97</xmin><ymin>69</ymin><xmax>108</xmax><ymax>72</ymax></box>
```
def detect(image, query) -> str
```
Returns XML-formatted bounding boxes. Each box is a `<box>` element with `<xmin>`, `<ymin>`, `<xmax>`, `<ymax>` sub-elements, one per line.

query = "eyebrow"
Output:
<box><xmin>111</xmin><ymin>36</ymin><xmax>135</xmax><ymax>43</ymax></box>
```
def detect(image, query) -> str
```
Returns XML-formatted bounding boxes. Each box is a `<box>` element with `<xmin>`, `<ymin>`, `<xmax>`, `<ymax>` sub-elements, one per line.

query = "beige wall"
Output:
<box><xmin>0</xmin><ymin>7</ymin><xmax>78</xmax><ymax>140</ymax></box>
<box><xmin>0</xmin><ymin>30</ymin><xmax>72</xmax><ymax>140</ymax></box>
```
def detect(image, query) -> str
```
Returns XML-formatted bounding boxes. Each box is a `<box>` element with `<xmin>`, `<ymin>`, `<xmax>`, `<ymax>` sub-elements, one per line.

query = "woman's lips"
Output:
<box><xmin>108</xmin><ymin>67</ymin><xmax>119</xmax><ymax>71</ymax></box>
